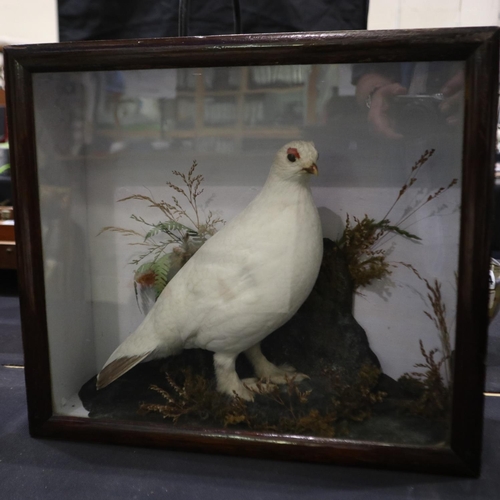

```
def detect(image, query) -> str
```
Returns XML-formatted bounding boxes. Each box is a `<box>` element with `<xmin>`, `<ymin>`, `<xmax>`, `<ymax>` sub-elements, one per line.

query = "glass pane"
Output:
<box><xmin>33</xmin><ymin>61</ymin><xmax>464</xmax><ymax>445</ymax></box>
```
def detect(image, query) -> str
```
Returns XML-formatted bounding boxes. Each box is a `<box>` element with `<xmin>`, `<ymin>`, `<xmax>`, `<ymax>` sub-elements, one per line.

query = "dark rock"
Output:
<box><xmin>261</xmin><ymin>238</ymin><xmax>380</xmax><ymax>381</ymax></box>
<box><xmin>377</xmin><ymin>373</ymin><xmax>408</xmax><ymax>399</ymax></box>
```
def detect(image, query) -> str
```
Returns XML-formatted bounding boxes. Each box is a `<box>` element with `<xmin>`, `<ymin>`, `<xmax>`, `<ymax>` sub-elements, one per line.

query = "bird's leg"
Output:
<box><xmin>213</xmin><ymin>352</ymin><xmax>255</xmax><ymax>401</ymax></box>
<box><xmin>245</xmin><ymin>343</ymin><xmax>308</xmax><ymax>384</ymax></box>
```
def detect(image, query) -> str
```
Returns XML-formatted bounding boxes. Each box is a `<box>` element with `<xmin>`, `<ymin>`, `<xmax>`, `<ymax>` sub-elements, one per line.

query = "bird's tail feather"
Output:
<box><xmin>96</xmin><ymin>350</ymin><xmax>154</xmax><ymax>390</ymax></box>
<box><xmin>95</xmin><ymin>294</ymin><xmax>187</xmax><ymax>389</ymax></box>
<box><xmin>96</xmin><ymin>310</ymin><xmax>162</xmax><ymax>390</ymax></box>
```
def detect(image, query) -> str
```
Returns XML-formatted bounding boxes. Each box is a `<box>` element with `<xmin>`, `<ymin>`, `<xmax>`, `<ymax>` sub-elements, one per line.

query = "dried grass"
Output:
<box><xmin>339</xmin><ymin>149</ymin><xmax>458</xmax><ymax>290</ymax></box>
<box><xmin>398</xmin><ymin>340</ymin><xmax>451</xmax><ymax>420</ymax></box>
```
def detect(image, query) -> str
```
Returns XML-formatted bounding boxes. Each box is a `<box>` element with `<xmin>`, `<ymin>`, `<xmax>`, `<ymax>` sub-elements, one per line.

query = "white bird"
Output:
<box><xmin>97</xmin><ymin>141</ymin><xmax>323</xmax><ymax>400</ymax></box>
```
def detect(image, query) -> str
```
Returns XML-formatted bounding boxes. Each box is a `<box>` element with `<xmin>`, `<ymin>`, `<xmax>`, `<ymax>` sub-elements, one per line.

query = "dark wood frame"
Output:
<box><xmin>3</xmin><ymin>27</ymin><xmax>499</xmax><ymax>477</ymax></box>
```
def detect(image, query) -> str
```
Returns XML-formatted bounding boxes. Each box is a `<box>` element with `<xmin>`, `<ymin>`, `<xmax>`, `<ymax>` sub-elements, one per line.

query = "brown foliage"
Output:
<box><xmin>139</xmin><ymin>364</ymin><xmax>386</xmax><ymax>438</ymax></box>
<box><xmin>323</xmin><ymin>364</ymin><xmax>386</xmax><ymax>422</ymax></box>
<box><xmin>339</xmin><ymin>215</ymin><xmax>393</xmax><ymax>288</ymax></box>
<box><xmin>338</xmin><ymin>149</ymin><xmax>458</xmax><ymax>290</ymax></box>
<box><xmin>400</xmin><ymin>263</ymin><xmax>453</xmax><ymax>384</ymax></box>
<box><xmin>398</xmin><ymin>340</ymin><xmax>451</xmax><ymax>420</ymax></box>
<box><xmin>138</xmin><ymin>369</ymin><xmax>231</xmax><ymax>423</ymax></box>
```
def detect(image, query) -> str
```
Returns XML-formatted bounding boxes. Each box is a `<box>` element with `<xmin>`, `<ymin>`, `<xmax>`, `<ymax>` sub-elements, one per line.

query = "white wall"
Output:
<box><xmin>369</xmin><ymin>0</ymin><xmax>500</xmax><ymax>29</ymax></box>
<box><xmin>0</xmin><ymin>0</ymin><xmax>58</xmax><ymax>45</ymax></box>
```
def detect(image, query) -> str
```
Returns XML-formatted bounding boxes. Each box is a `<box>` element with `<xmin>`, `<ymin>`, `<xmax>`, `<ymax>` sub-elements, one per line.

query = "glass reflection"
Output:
<box><xmin>32</xmin><ymin>62</ymin><xmax>464</xmax><ymax>444</ymax></box>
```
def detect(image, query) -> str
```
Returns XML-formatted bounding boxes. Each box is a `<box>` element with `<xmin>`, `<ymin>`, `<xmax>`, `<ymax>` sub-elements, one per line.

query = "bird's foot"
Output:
<box><xmin>242</xmin><ymin>377</ymin><xmax>278</xmax><ymax>397</ymax></box>
<box><xmin>256</xmin><ymin>363</ymin><xmax>309</xmax><ymax>385</ymax></box>
<box><xmin>217</xmin><ymin>378</ymin><xmax>255</xmax><ymax>401</ymax></box>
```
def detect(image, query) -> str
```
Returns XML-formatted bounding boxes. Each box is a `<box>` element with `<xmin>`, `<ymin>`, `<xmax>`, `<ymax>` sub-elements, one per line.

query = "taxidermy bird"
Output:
<box><xmin>97</xmin><ymin>141</ymin><xmax>323</xmax><ymax>400</ymax></box>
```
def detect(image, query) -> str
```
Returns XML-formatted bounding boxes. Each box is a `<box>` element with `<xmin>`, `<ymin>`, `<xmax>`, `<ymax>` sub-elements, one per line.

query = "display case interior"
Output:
<box><xmin>33</xmin><ymin>62</ymin><xmax>462</xmax><ymax>443</ymax></box>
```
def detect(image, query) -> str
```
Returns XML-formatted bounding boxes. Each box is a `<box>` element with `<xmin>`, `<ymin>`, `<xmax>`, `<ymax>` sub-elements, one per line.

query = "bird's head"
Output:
<box><xmin>271</xmin><ymin>141</ymin><xmax>319</xmax><ymax>182</ymax></box>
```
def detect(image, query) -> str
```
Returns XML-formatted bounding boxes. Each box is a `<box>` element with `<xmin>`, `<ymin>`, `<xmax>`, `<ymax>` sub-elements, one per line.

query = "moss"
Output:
<box><xmin>324</xmin><ymin>364</ymin><xmax>387</xmax><ymax>423</ymax></box>
<box><xmin>139</xmin><ymin>363</ymin><xmax>386</xmax><ymax>438</ymax></box>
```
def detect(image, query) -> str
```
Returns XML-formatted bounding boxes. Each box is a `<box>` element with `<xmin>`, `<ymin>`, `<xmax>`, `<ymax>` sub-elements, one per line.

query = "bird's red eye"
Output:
<box><xmin>287</xmin><ymin>147</ymin><xmax>300</xmax><ymax>162</ymax></box>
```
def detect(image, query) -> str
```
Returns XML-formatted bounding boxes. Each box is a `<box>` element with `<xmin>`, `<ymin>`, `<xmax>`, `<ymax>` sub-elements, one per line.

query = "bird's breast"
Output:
<box><xmin>241</xmin><ymin>192</ymin><xmax>323</xmax><ymax>311</ymax></box>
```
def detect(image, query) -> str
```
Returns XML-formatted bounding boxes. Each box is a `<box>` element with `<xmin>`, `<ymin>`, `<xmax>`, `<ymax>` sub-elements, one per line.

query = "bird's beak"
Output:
<box><xmin>303</xmin><ymin>163</ymin><xmax>318</xmax><ymax>176</ymax></box>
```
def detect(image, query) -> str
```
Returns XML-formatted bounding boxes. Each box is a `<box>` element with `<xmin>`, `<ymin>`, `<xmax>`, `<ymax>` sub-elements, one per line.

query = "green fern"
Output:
<box><xmin>185</xmin><ymin>228</ymin><xmax>205</xmax><ymax>243</ymax></box>
<box><xmin>153</xmin><ymin>254</ymin><xmax>171</xmax><ymax>296</ymax></box>
<box><xmin>144</xmin><ymin>221</ymin><xmax>194</xmax><ymax>241</ymax></box>
<box><xmin>133</xmin><ymin>254</ymin><xmax>172</xmax><ymax>305</ymax></box>
<box><xmin>100</xmin><ymin>160</ymin><xmax>225</xmax><ymax>311</ymax></box>
<box><xmin>135</xmin><ymin>261</ymin><xmax>154</xmax><ymax>276</ymax></box>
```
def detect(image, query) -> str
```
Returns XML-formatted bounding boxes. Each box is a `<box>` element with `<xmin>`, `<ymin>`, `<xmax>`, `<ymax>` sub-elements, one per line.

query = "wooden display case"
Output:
<box><xmin>3</xmin><ymin>28</ymin><xmax>499</xmax><ymax>477</ymax></box>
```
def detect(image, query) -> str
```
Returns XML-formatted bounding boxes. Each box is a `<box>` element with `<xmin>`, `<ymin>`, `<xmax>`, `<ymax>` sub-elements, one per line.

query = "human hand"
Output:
<box><xmin>367</xmin><ymin>83</ymin><xmax>408</xmax><ymax>139</ymax></box>
<box><xmin>439</xmin><ymin>70</ymin><xmax>464</xmax><ymax>126</ymax></box>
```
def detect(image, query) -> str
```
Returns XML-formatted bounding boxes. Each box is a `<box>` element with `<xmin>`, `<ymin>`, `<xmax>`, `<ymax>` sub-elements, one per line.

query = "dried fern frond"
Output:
<box><xmin>97</xmin><ymin>226</ymin><xmax>144</xmax><ymax>238</ymax></box>
<box><xmin>98</xmin><ymin>160</ymin><xmax>225</xmax><ymax>301</ymax></box>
